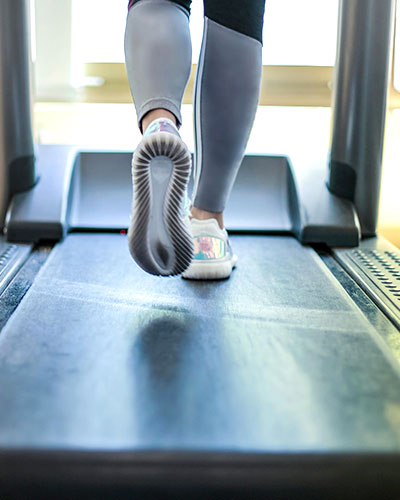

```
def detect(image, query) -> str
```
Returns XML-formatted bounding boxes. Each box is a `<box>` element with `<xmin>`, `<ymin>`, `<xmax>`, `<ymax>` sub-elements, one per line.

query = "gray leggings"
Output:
<box><xmin>124</xmin><ymin>0</ymin><xmax>265</xmax><ymax>212</ymax></box>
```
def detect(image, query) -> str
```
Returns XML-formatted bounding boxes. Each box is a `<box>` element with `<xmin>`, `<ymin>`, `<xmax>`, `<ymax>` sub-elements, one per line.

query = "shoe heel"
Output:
<box><xmin>129</xmin><ymin>132</ymin><xmax>193</xmax><ymax>276</ymax></box>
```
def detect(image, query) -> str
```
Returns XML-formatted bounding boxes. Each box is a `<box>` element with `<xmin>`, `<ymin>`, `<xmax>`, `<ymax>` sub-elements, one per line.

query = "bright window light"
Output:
<box><xmin>71</xmin><ymin>0</ymin><xmax>339</xmax><ymax>67</ymax></box>
<box><xmin>263</xmin><ymin>0</ymin><xmax>339</xmax><ymax>66</ymax></box>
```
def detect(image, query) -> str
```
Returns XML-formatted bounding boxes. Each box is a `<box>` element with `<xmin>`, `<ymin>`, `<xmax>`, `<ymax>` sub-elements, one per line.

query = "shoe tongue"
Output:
<box><xmin>182</xmin><ymin>192</ymin><xmax>192</xmax><ymax>219</ymax></box>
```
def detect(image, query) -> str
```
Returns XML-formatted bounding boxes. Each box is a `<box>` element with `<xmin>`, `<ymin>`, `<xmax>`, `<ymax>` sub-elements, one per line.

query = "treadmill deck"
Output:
<box><xmin>0</xmin><ymin>234</ymin><xmax>400</xmax><ymax>453</ymax></box>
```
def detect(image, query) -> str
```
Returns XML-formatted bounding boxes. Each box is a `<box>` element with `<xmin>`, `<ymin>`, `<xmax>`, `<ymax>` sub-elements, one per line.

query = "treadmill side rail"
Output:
<box><xmin>5</xmin><ymin>145</ymin><xmax>77</xmax><ymax>243</ymax></box>
<box><xmin>334</xmin><ymin>236</ymin><xmax>400</xmax><ymax>329</ymax></box>
<box><xmin>289</xmin><ymin>152</ymin><xmax>360</xmax><ymax>247</ymax></box>
<box><xmin>0</xmin><ymin>236</ymin><xmax>31</xmax><ymax>295</ymax></box>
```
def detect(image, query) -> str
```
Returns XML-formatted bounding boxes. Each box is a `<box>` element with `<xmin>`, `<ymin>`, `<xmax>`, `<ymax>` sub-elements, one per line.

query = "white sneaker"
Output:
<box><xmin>128</xmin><ymin>118</ymin><xmax>194</xmax><ymax>276</ymax></box>
<box><xmin>182</xmin><ymin>218</ymin><xmax>238</xmax><ymax>280</ymax></box>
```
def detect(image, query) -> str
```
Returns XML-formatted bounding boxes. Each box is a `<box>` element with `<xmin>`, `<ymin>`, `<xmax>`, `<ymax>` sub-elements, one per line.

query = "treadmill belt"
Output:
<box><xmin>0</xmin><ymin>234</ymin><xmax>400</xmax><ymax>452</ymax></box>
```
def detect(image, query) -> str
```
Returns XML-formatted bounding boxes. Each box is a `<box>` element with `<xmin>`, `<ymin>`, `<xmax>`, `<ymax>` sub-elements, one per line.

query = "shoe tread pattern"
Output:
<box><xmin>129</xmin><ymin>132</ymin><xmax>194</xmax><ymax>277</ymax></box>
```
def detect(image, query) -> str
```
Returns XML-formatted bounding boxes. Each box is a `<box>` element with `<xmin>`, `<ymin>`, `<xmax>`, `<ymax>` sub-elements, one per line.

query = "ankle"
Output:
<box><xmin>142</xmin><ymin>109</ymin><xmax>177</xmax><ymax>134</ymax></box>
<box><xmin>190</xmin><ymin>206</ymin><xmax>224</xmax><ymax>230</ymax></box>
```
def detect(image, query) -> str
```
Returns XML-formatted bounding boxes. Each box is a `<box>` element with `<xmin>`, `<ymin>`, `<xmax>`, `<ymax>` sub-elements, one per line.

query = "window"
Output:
<box><xmin>70</xmin><ymin>0</ymin><xmax>339</xmax><ymax>66</ymax></box>
<box><xmin>34</xmin><ymin>0</ymin><xmax>400</xmax><ymax>107</ymax></box>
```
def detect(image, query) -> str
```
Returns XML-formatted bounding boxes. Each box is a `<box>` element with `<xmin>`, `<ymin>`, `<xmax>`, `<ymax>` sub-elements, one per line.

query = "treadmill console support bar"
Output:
<box><xmin>0</xmin><ymin>0</ymin><xmax>36</xmax><ymax>231</ymax></box>
<box><xmin>329</xmin><ymin>0</ymin><xmax>395</xmax><ymax>237</ymax></box>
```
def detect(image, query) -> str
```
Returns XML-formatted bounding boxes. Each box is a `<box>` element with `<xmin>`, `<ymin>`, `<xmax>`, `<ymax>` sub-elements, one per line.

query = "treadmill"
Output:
<box><xmin>0</xmin><ymin>0</ymin><xmax>399</xmax><ymax>498</ymax></box>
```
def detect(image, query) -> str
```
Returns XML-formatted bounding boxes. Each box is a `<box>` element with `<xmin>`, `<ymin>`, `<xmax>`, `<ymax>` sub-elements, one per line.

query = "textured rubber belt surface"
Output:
<box><xmin>0</xmin><ymin>234</ymin><xmax>399</xmax><ymax>452</ymax></box>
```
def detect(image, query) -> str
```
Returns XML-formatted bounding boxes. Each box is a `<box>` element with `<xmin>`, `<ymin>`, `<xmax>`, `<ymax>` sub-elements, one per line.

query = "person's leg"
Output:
<box><xmin>190</xmin><ymin>0</ymin><xmax>266</xmax><ymax>228</ymax></box>
<box><xmin>125</xmin><ymin>0</ymin><xmax>192</xmax><ymax>133</ymax></box>
<box><xmin>124</xmin><ymin>0</ymin><xmax>194</xmax><ymax>277</ymax></box>
<box><xmin>181</xmin><ymin>0</ymin><xmax>265</xmax><ymax>279</ymax></box>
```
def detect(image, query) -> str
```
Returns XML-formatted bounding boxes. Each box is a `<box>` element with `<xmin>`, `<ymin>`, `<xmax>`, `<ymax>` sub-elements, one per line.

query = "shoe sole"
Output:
<box><xmin>182</xmin><ymin>255</ymin><xmax>238</xmax><ymax>280</ymax></box>
<box><xmin>128</xmin><ymin>132</ymin><xmax>194</xmax><ymax>277</ymax></box>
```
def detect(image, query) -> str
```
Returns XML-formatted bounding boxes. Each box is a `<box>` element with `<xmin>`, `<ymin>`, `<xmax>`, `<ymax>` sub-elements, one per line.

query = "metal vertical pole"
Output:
<box><xmin>328</xmin><ymin>0</ymin><xmax>395</xmax><ymax>237</ymax></box>
<box><xmin>0</xmin><ymin>0</ymin><xmax>36</xmax><ymax>230</ymax></box>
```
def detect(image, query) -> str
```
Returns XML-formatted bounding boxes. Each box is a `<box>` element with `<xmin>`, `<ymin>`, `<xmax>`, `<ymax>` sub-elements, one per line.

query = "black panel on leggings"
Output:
<box><xmin>204</xmin><ymin>0</ymin><xmax>266</xmax><ymax>44</ymax></box>
<box><xmin>129</xmin><ymin>0</ymin><xmax>191</xmax><ymax>16</ymax></box>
